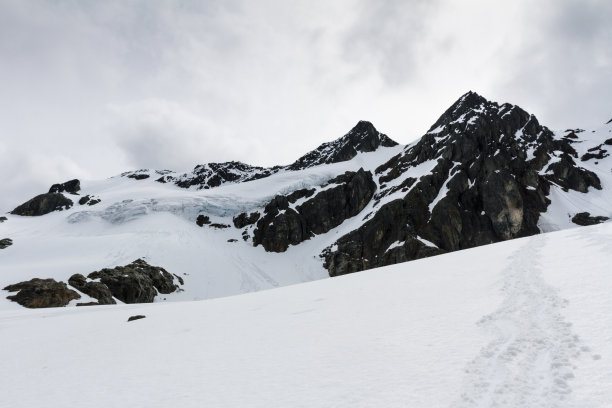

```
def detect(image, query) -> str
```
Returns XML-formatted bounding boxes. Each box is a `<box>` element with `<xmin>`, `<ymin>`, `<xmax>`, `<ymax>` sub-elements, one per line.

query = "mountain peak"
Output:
<box><xmin>427</xmin><ymin>91</ymin><xmax>490</xmax><ymax>132</ymax></box>
<box><xmin>286</xmin><ymin>121</ymin><xmax>398</xmax><ymax>171</ymax></box>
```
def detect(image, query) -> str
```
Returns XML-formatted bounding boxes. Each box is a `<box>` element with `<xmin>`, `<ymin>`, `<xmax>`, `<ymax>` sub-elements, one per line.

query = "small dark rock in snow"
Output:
<box><xmin>127</xmin><ymin>174</ymin><xmax>150</xmax><ymax>180</ymax></box>
<box><xmin>0</xmin><ymin>238</ymin><xmax>13</xmax><ymax>249</ymax></box>
<box><xmin>49</xmin><ymin>179</ymin><xmax>80</xmax><ymax>194</ymax></box>
<box><xmin>571</xmin><ymin>212</ymin><xmax>609</xmax><ymax>226</ymax></box>
<box><xmin>128</xmin><ymin>315</ymin><xmax>146</xmax><ymax>322</ymax></box>
<box><xmin>0</xmin><ymin>216</ymin><xmax>7</xmax><ymax>223</ymax></box>
<box><xmin>196</xmin><ymin>215</ymin><xmax>211</xmax><ymax>226</ymax></box>
<box><xmin>210</xmin><ymin>223</ymin><xmax>231</xmax><ymax>229</ymax></box>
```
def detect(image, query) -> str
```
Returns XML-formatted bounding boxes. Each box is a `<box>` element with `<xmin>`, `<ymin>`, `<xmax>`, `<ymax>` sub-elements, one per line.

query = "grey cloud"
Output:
<box><xmin>342</xmin><ymin>0</ymin><xmax>439</xmax><ymax>86</ymax></box>
<box><xmin>107</xmin><ymin>99</ymin><xmax>252</xmax><ymax>171</ymax></box>
<box><xmin>494</xmin><ymin>0</ymin><xmax>612</xmax><ymax>128</ymax></box>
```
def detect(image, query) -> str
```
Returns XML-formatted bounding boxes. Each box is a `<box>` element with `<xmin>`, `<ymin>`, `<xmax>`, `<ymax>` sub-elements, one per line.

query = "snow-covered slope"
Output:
<box><xmin>0</xmin><ymin>145</ymin><xmax>403</xmax><ymax>309</ymax></box>
<box><xmin>2</xmin><ymin>222</ymin><xmax>611</xmax><ymax>407</ymax></box>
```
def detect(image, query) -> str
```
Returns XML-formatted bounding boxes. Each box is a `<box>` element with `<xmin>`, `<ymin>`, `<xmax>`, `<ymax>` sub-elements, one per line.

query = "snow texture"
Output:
<box><xmin>1</xmin><ymin>223</ymin><xmax>611</xmax><ymax>407</ymax></box>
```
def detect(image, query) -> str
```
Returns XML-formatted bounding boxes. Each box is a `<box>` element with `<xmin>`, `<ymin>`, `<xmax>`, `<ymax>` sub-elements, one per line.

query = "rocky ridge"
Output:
<box><xmin>120</xmin><ymin>120</ymin><xmax>397</xmax><ymax>191</ymax></box>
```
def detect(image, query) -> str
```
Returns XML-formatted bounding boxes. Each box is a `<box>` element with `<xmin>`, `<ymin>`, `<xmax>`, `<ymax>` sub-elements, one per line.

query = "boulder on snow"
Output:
<box><xmin>571</xmin><ymin>212</ymin><xmax>609</xmax><ymax>226</ymax></box>
<box><xmin>127</xmin><ymin>315</ymin><xmax>146</xmax><ymax>322</ymax></box>
<box><xmin>233</xmin><ymin>212</ymin><xmax>261</xmax><ymax>228</ymax></box>
<box><xmin>78</xmin><ymin>195</ymin><xmax>101</xmax><ymax>206</ymax></box>
<box><xmin>0</xmin><ymin>238</ymin><xmax>13</xmax><ymax>249</ymax></box>
<box><xmin>0</xmin><ymin>216</ymin><xmax>7</xmax><ymax>223</ymax></box>
<box><xmin>11</xmin><ymin>193</ymin><xmax>73</xmax><ymax>216</ymax></box>
<box><xmin>68</xmin><ymin>274</ymin><xmax>116</xmax><ymax>305</ymax></box>
<box><xmin>85</xmin><ymin>259</ymin><xmax>182</xmax><ymax>304</ymax></box>
<box><xmin>3</xmin><ymin>278</ymin><xmax>80</xmax><ymax>308</ymax></box>
<box><xmin>49</xmin><ymin>179</ymin><xmax>80</xmax><ymax>194</ymax></box>
<box><xmin>196</xmin><ymin>215</ymin><xmax>211</xmax><ymax>226</ymax></box>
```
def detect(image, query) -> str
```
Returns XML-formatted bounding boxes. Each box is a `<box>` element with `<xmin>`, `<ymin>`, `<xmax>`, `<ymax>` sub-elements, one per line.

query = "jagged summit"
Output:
<box><xmin>286</xmin><ymin>120</ymin><xmax>397</xmax><ymax>171</ymax></box>
<box><xmin>323</xmin><ymin>93</ymin><xmax>604</xmax><ymax>276</ymax></box>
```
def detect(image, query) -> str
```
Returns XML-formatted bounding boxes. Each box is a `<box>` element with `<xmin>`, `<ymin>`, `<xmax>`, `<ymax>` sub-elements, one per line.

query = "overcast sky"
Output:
<box><xmin>1</xmin><ymin>0</ymin><xmax>610</xmax><ymax>212</ymax></box>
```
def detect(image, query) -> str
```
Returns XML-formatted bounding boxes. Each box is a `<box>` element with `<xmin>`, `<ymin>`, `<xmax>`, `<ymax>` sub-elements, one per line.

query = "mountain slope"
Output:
<box><xmin>2</xmin><ymin>92</ymin><xmax>611</xmax><ymax>309</ymax></box>
<box><xmin>1</xmin><ymin>223</ymin><xmax>611</xmax><ymax>407</ymax></box>
<box><xmin>322</xmin><ymin>91</ymin><xmax>608</xmax><ymax>275</ymax></box>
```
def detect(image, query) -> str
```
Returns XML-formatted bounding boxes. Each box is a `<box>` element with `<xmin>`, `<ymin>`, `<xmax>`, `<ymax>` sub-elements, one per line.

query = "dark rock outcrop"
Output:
<box><xmin>128</xmin><ymin>315</ymin><xmax>146</xmax><ymax>322</ymax></box>
<box><xmin>322</xmin><ymin>91</ymin><xmax>602</xmax><ymax>276</ymax></box>
<box><xmin>287</xmin><ymin>121</ymin><xmax>397</xmax><ymax>171</ymax></box>
<box><xmin>0</xmin><ymin>216</ymin><xmax>7</xmax><ymax>222</ymax></box>
<box><xmin>210</xmin><ymin>223</ymin><xmax>231</xmax><ymax>229</ymax></box>
<box><xmin>68</xmin><ymin>274</ymin><xmax>116</xmax><ymax>305</ymax></box>
<box><xmin>78</xmin><ymin>195</ymin><xmax>101</xmax><ymax>206</ymax></box>
<box><xmin>196</xmin><ymin>215</ymin><xmax>211</xmax><ymax>226</ymax></box>
<box><xmin>0</xmin><ymin>238</ymin><xmax>13</xmax><ymax>249</ymax></box>
<box><xmin>11</xmin><ymin>193</ymin><xmax>73</xmax><ymax>216</ymax></box>
<box><xmin>49</xmin><ymin>179</ymin><xmax>80</xmax><ymax>194</ymax></box>
<box><xmin>160</xmin><ymin>162</ymin><xmax>279</xmax><ymax>190</ymax></box>
<box><xmin>233</xmin><ymin>212</ymin><xmax>261</xmax><ymax>228</ymax></box>
<box><xmin>580</xmin><ymin>144</ymin><xmax>609</xmax><ymax>162</ymax></box>
<box><xmin>4</xmin><ymin>279</ymin><xmax>80</xmax><ymax>308</ymax></box>
<box><xmin>253</xmin><ymin>169</ymin><xmax>376</xmax><ymax>252</ymax></box>
<box><xmin>127</xmin><ymin>174</ymin><xmax>150</xmax><ymax>180</ymax></box>
<box><xmin>571</xmin><ymin>212</ymin><xmax>609</xmax><ymax>226</ymax></box>
<box><xmin>85</xmin><ymin>259</ymin><xmax>182</xmax><ymax>304</ymax></box>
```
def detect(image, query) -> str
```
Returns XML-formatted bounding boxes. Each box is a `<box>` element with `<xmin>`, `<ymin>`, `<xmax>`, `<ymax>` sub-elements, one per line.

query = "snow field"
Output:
<box><xmin>1</xmin><ymin>222</ymin><xmax>611</xmax><ymax>407</ymax></box>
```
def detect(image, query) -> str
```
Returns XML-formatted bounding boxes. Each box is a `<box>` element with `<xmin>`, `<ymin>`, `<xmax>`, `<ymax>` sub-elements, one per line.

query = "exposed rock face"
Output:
<box><xmin>85</xmin><ymin>259</ymin><xmax>182</xmax><ymax>304</ymax></box>
<box><xmin>322</xmin><ymin>91</ymin><xmax>602</xmax><ymax>277</ymax></box>
<box><xmin>11</xmin><ymin>193</ymin><xmax>73</xmax><ymax>216</ymax></box>
<box><xmin>68</xmin><ymin>274</ymin><xmax>116</xmax><ymax>305</ymax></box>
<box><xmin>253</xmin><ymin>169</ymin><xmax>376</xmax><ymax>252</ymax></box>
<box><xmin>233</xmin><ymin>212</ymin><xmax>261</xmax><ymax>228</ymax></box>
<box><xmin>0</xmin><ymin>238</ymin><xmax>13</xmax><ymax>249</ymax></box>
<box><xmin>287</xmin><ymin>121</ymin><xmax>398</xmax><ymax>171</ymax></box>
<box><xmin>159</xmin><ymin>161</ymin><xmax>279</xmax><ymax>190</ymax></box>
<box><xmin>128</xmin><ymin>315</ymin><xmax>146</xmax><ymax>322</ymax></box>
<box><xmin>49</xmin><ymin>179</ymin><xmax>80</xmax><ymax>194</ymax></box>
<box><xmin>571</xmin><ymin>212</ymin><xmax>609</xmax><ymax>226</ymax></box>
<box><xmin>4</xmin><ymin>279</ymin><xmax>80</xmax><ymax>308</ymax></box>
<box><xmin>0</xmin><ymin>216</ymin><xmax>7</xmax><ymax>222</ymax></box>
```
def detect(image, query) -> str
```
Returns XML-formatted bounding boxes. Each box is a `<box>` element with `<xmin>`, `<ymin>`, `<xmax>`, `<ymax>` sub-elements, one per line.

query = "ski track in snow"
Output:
<box><xmin>454</xmin><ymin>235</ymin><xmax>594</xmax><ymax>408</ymax></box>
